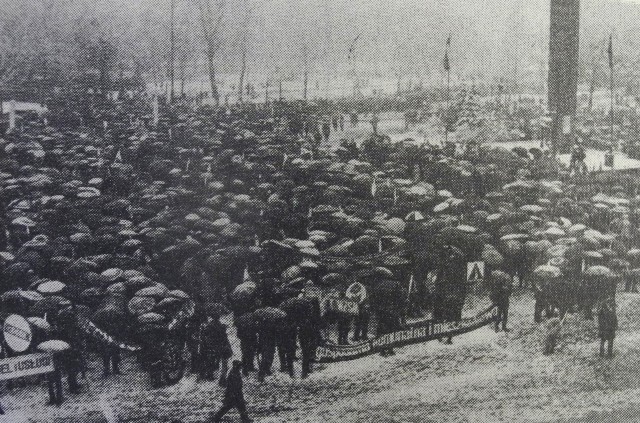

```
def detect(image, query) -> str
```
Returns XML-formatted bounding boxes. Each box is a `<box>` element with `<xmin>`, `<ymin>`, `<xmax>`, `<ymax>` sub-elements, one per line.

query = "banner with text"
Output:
<box><xmin>314</xmin><ymin>307</ymin><xmax>497</xmax><ymax>363</ymax></box>
<box><xmin>0</xmin><ymin>353</ymin><xmax>55</xmax><ymax>381</ymax></box>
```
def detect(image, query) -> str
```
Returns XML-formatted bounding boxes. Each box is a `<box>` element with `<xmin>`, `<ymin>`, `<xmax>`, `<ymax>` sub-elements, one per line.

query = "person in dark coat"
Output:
<box><xmin>277</xmin><ymin>318</ymin><xmax>297</xmax><ymax>378</ymax></box>
<box><xmin>187</xmin><ymin>306</ymin><xmax>206</xmax><ymax>374</ymax></box>
<box><xmin>598</xmin><ymin>298</ymin><xmax>618</xmax><ymax>358</ymax></box>
<box><xmin>210</xmin><ymin>360</ymin><xmax>252</xmax><ymax>423</ymax></box>
<box><xmin>350</xmin><ymin>110</ymin><xmax>358</xmax><ymax>127</ymax></box>
<box><xmin>101</xmin><ymin>345</ymin><xmax>122</xmax><ymax>377</ymax></box>
<box><xmin>257</xmin><ymin>323</ymin><xmax>277</xmax><ymax>382</ymax></box>
<box><xmin>234</xmin><ymin>312</ymin><xmax>257</xmax><ymax>376</ymax></box>
<box><xmin>199</xmin><ymin>315</ymin><xmax>233</xmax><ymax>385</ymax></box>
<box><xmin>489</xmin><ymin>271</ymin><xmax>512</xmax><ymax>332</ymax></box>
<box><xmin>352</xmin><ymin>297</ymin><xmax>370</xmax><ymax>342</ymax></box>
<box><xmin>336</xmin><ymin>312</ymin><xmax>351</xmax><ymax>345</ymax></box>
<box><xmin>298</xmin><ymin>298</ymin><xmax>321</xmax><ymax>378</ymax></box>
<box><xmin>56</xmin><ymin>306</ymin><xmax>84</xmax><ymax>393</ymax></box>
<box><xmin>322</xmin><ymin>118</ymin><xmax>331</xmax><ymax>142</ymax></box>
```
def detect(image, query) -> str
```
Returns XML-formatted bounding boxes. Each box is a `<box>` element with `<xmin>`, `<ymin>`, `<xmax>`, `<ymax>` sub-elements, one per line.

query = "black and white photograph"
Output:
<box><xmin>1</xmin><ymin>0</ymin><xmax>640</xmax><ymax>421</ymax></box>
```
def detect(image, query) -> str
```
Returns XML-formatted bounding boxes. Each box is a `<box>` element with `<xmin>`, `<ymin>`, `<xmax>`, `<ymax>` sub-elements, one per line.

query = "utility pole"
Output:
<box><xmin>169</xmin><ymin>0</ymin><xmax>176</xmax><ymax>103</ymax></box>
<box><xmin>303</xmin><ymin>43</ymin><xmax>309</xmax><ymax>101</ymax></box>
<box><xmin>609</xmin><ymin>35</ymin><xmax>615</xmax><ymax>149</ymax></box>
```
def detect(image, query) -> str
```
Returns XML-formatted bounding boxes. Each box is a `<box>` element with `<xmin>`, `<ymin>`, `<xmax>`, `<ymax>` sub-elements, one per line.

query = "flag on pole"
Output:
<box><xmin>608</xmin><ymin>35</ymin><xmax>614</xmax><ymax>69</ymax></box>
<box><xmin>443</xmin><ymin>35</ymin><xmax>451</xmax><ymax>72</ymax></box>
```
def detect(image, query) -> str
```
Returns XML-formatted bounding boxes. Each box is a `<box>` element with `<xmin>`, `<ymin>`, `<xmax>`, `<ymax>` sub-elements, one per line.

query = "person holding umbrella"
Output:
<box><xmin>209</xmin><ymin>360</ymin><xmax>252</xmax><ymax>423</ymax></box>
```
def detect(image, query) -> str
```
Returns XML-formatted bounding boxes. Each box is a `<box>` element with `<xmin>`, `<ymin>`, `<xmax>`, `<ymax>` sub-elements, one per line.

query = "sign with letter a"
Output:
<box><xmin>466</xmin><ymin>261</ymin><xmax>485</xmax><ymax>283</ymax></box>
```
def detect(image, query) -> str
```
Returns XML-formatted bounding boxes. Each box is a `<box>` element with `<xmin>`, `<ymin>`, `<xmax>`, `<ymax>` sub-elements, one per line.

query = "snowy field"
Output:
<box><xmin>4</xmin><ymin>286</ymin><xmax>640</xmax><ymax>422</ymax></box>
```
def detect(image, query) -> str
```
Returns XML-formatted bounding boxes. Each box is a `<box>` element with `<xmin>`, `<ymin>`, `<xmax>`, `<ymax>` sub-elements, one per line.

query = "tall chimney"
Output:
<box><xmin>548</xmin><ymin>0</ymin><xmax>580</xmax><ymax>154</ymax></box>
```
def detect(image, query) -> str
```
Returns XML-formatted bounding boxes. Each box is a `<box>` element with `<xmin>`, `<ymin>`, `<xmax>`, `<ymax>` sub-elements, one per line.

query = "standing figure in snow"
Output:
<box><xmin>199</xmin><ymin>313</ymin><xmax>232</xmax><ymax>385</ymax></box>
<box><xmin>598</xmin><ymin>298</ymin><xmax>617</xmax><ymax>358</ymax></box>
<box><xmin>489</xmin><ymin>271</ymin><xmax>512</xmax><ymax>332</ymax></box>
<box><xmin>235</xmin><ymin>312</ymin><xmax>258</xmax><ymax>376</ymax></box>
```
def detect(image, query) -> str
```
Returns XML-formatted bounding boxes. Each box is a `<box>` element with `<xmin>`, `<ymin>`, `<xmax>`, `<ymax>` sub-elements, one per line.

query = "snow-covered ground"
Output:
<box><xmin>4</xmin><ymin>286</ymin><xmax>640</xmax><ymax>422</ymax></box>
<box><xmin>327</xmin><ymin>116</ymin><xmax>640</xmax><ymax>173</ymax></box>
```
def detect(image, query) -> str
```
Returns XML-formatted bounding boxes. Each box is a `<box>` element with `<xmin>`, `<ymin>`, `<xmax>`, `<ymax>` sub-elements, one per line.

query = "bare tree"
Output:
<box><xmin>196</xmin><ymin>0</ymin><xmax>226</xmax><ymax>106</ymax></box>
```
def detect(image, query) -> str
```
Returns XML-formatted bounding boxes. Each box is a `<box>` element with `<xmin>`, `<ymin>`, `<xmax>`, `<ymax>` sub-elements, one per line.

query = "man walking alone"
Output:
<box><xmin>210</xmin><ymin>360</ymin><xmax>252</xmax><ymax>423</ymax></box>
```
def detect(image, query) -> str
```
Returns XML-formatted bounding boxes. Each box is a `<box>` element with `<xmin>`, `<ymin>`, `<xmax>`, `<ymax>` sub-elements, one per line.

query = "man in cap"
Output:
<box><xmin>598</xmin><ymin>298</ymin><xmax>618</xmax><ymax>358</ymax></box>
<box><xmin>210</xmin><ymin>360</ymin><xmax>252</xmax><ymax>423</ymax></box>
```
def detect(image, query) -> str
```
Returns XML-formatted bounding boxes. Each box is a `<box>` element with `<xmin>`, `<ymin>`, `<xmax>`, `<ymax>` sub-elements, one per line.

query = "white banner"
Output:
<box><xmin>0</xmin><ymin>353</ymin><xmax>55</xmax><ymax>381</ymax></box>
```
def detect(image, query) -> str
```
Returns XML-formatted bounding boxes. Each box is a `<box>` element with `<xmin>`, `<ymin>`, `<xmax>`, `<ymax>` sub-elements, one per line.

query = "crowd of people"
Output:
<box><xmin>0</xmin><ymin>91</ymin><xmax>634</xmax><ymax>419</ymax></box>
